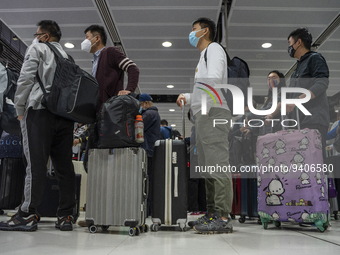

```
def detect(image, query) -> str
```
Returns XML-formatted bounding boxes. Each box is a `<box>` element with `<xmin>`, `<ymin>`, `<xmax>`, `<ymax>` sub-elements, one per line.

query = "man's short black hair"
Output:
<box><xmin>288</xmin><ymin>27</ymin><xmax>312</xmax><ymax>50</ymax></box>
<box><xmin>84</xmin><ymin>25</ymin><xmax>107</xmax><ymax>46</ymax></box>
<box><xmin>192</xmin><ymin>17</ymin><xmax>216</xmax><ymax>42</ymax></box>
<box><xmin>160</xmin><ymin>119</ymin><xmax>168</xmax><ymax>126</ymax></box>
<box><xmin>37</xmin><ymin>20</ymin><xmax>62</xmax><ymax>41</ymax></box>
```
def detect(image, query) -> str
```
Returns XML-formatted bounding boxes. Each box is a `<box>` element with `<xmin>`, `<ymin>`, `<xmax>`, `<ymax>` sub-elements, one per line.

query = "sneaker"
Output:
<box><xmin>188</xmin><ymin>214</ymin><xmax>212</xmax><ymax>228</ymax></box>
<box><xmin>194</xmin><ymin>217</ymin><xmax>233</xmax><ymax>234</ymax></box>
<box><xmin>0</xmin><ymin>213</ymin><xmax>39</xmax><ymax>231</ymax></box>
<box><xmin>55</xmin><ymin>215</ymin><xmax>74</xmax><ymax>231</ymax></box>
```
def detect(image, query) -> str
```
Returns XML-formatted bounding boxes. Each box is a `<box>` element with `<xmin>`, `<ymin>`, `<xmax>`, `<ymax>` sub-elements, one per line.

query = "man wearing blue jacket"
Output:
<box><xmin>139</xmin><ymin>93</ymin><xmax>160</xmax><ymax>216</ymax></box>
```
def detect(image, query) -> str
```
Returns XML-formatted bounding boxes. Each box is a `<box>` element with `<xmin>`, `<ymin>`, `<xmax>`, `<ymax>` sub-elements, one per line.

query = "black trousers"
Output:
<box><xmin>19</xmin><ymin>108</ymin><xmax>75</xmax><ymax>217</ymax></box>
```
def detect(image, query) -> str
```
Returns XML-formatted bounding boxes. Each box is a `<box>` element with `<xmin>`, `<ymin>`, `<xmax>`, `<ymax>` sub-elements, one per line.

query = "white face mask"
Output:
<box><xmin>81</xmin><ymin>39</ymin><xmax>92</xmax><ymax>53</ymax></box>
<box><xmin>32</xmin><ymin>37</ymin><xmax>39</xmax><ymax>45</ymax></box>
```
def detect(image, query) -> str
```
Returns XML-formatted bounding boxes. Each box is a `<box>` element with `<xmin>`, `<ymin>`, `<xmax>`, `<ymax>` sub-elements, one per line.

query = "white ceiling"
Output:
<box><xmin>0</xmin><ymin>0</ymin><xmax>339</xmax><ymax>136</ymax></box>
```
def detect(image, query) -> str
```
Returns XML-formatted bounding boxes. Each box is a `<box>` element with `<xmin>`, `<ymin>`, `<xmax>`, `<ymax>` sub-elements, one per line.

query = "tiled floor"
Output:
<box><xmin>0</xmin><ymin>212</ymin><xmax>340</xmax><ymax>255</ymax></box>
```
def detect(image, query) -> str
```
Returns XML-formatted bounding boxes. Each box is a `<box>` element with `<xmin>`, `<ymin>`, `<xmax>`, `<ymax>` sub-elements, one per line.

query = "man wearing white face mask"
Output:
<box><xmin>81</xmin><ymin>25</ymin><xmax>139</xmax><ymax>110</ymax></box>
<box><xmin>0</xmin><ymin>20</ymin><xmax>76</xmax><ymax>232</ymax></box>
<box><xmin>176</xmin><ymin>17</ymin><xmax>233</xmax><ymax>234</ymax></box>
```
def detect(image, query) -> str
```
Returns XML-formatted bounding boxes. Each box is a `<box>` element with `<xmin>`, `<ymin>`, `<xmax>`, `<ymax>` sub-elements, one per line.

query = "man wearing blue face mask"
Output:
<box><xmin>176</xmin><ymin>17</ymin><xmax>233</xmax><ymax>234</ymax></box>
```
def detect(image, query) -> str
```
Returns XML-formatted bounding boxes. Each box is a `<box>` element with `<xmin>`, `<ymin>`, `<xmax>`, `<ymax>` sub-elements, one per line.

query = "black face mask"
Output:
<box><xmin>288</xmin><ymin>45</ymin><xmax>296</xmax><ymax>58</ymax></box>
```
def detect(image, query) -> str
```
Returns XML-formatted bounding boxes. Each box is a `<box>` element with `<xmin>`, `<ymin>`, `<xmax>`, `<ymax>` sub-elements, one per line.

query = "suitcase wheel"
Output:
<box><xmin>238</xmin><ymin>217</ymin><xmax>246</xmax><ymax>223</ymax></box>
<box><xmin>129</xmin><ymin>227</ymin><xmax>139</xmax><ymax>236</ymax></box>
<box><xmin>140</xmin><ymin>224</ymin><xmax>149</xmax><ymax>233</ymax></box>
<box><xmin>150</xmin><ymin>224</ymin><xmax>160</xmax><ymax>232</ymax></box>
<box><xmin>101</xmin><ymin>225</ymin><xmax>109</xmax><ymax>232</ymax></box>
<box><xmin>263</xmin><ymin>222</ymin><xmax>268</xmax><ymax>230</ymax></box>
<box><xmin>315</xmin><ymin>220</ymin><xmax>329</xmax><ymax>233</ymax></box>
<box><xmin>179</xmin><ymin>223</ymin><xmax>186</xmax><ymax>232</ymax></box>
<box><xmin>274</xmin><ymin>221</ymin><xmax>281</xmax><ymax>228</ymax></box>
<box><xmin>89</xmin><ymin>225</ymin><xmax>98</xmax><ymax>233</ymax></box>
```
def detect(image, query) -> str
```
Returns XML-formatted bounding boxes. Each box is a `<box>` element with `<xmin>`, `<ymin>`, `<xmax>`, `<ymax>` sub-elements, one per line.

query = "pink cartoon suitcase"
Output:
<box><xmin>256</xmin><ymin>128</ymin><xmax>329</xmax><ymax>232</ymax></box>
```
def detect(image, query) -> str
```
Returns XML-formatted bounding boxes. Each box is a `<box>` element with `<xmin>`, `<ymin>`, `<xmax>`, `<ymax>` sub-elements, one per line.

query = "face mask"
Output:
<box><xmin>273</xmin><ymin>79</ymin><xmax>280</xmax><ymax>87</ymax></box>
<box><xmin>139</xmin><ymin>107</ymin><xmax>143</xmax><ymax>113</ymax></box>
<box><xmin>81</xmin><ymin>39</ymin><xmax>92</xmax><ymax>53</ymax></box>
<box><xmin>32</xmin><ymin>37</ymin><xmax>39</xmax><ymax>45</ymax></box>
<box><xmin>188</xmin><ymin>29</ymin><xmax>205</xmax><ymax>48</ymax></box>
<box><xmin>288</xmin><ymin>45</ymin><xmax>296</xmax><ymax>58</ymax></box>
<box><xmin>288</xmin><ymin>41</ymin><xmax>299</xmax><ymax>58</ymax></box>
<box><xmin>268</xmin><ymin>78</ymin><xmax>279</xmax><ymax>88</ymax></box>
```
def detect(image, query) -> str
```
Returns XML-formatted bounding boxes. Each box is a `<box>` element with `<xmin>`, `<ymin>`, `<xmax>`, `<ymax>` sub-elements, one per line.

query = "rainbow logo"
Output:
<box><xmin>196</xmin><ymin>82</ymin><xmax>223</xmax><ymax>106</ymax></box>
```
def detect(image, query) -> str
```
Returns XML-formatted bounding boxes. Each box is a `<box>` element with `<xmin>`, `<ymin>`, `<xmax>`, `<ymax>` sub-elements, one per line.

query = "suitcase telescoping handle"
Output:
<box><xmin>181</xmin><ymin>100</ymin><xmax>185</xmax><ymax>138</ymax></box>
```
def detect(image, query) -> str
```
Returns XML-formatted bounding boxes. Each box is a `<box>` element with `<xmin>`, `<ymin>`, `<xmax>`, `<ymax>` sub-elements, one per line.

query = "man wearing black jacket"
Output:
<box><xmin>286</xmin><ymin>28</ymin><xmax>329</xmax><ymax>154</ymax></box>
<box><xmin>139</xmin><ymin>93</ymin><xmax>160</xmax><ymax>216</ymax></box>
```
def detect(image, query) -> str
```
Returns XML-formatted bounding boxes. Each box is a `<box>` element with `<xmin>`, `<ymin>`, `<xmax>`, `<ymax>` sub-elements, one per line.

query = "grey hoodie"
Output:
<box><xmin>14</xmin><ymin>42</ymin><xmax>68</xmax><ymax>116</ymax></box>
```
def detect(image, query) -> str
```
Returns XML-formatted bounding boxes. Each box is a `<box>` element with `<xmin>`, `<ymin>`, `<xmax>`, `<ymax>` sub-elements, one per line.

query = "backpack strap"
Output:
<box><xmin>36</xmin><ymin>73</ymin><xmax>47</xmax><ymax>97</ymax></box>
<box><xmin>36</xmin><ymin>42</ymin><xmax>71</xmax><ymax>96</ymax></box>
<box><xmin>43</xmin><ymin>42</ymin><xmax>65</xmax><ymax>60</ymax></box>
<box><xmin>204</xmin><ymin>42</ymin><xmax>232</xmax><ymax>66</ymax></box>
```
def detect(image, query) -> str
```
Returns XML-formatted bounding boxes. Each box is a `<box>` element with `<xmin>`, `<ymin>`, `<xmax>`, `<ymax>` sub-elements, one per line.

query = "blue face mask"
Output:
<box><xmin>268</xmin><ymin>79</ymin><xmax>279</xmax><ymax>88</ymax></box>
<box><xmin>139</xmin><ymin>107</ymin><xmax>143</xmax><ymax>113</ymax></box>
<box><xmin>188</xmin><ymin>29</ymin><xmax>205</xmax><ymax>47</ymax></box>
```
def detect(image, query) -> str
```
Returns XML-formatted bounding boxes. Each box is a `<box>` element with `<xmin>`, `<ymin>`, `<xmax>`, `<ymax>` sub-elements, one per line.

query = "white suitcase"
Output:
<box><xmin>86</xmin><ymin>147</ymin><xmax>148</xmax><ymax>236</ymax></box>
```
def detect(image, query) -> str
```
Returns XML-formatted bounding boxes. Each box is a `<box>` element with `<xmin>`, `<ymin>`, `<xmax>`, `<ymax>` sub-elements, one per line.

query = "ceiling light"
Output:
<box><xmin>64</xmin><ymin>42</ymin><xmax>75</xmax><ymax>49</ymax></box>
<box><xmin>169</xmin><ymin>109</ymin><xmax>175</xmax><ymax>112</ymax></box>
<box><xmin>167</xmin><ymin>85</ymin><xmax>174</xmax><ymax>89</ymax></box>
<box><xmin>262</xmin><ymin>43</ymin><xmax>272</xmax><ymax>49</ymax></box>
<box><xmin>162</xmin><ymin>41</ymin><xmax>172</xmax><ymax>47</ymax></box>
<box><xmin>171</xmin><ymin>124</ymin><xmax>176</xmax><ymax>127</ymax></box>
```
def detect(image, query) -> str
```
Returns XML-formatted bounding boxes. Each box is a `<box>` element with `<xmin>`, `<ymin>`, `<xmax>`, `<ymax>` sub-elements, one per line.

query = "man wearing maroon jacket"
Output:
<box><xmin>81</xmin><ymin>24</ymin><xmax>139</xmax><ymax>109</ymax></box>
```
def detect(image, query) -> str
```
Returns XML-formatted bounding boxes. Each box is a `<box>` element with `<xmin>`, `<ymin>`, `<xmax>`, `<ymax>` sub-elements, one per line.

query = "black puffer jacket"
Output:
<box><xmin>288</xmin><ymin>51</ymin><xmax>329</xmax><ymax>127</ymax></box>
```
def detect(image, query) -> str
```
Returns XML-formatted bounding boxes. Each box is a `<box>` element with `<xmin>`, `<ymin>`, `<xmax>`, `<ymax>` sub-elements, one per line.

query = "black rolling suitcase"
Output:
<box><xmin>151</xmin><ymin>139</ymin><xmax>188</xmax><ymax>231</ymax></box>
<box><xmin>0</xmin><ymin>132</ymin><xmax>25</xmax><ymax>215</ymax></box>
<box><xmin>151</xmin><ymin>103</ymin><xmax>188</xmax><ymax>231</ymax></box>
<box><xmin>0</xmin><ymin>158</ymin><xmax>25</xmax><ymax>213</ymax></box>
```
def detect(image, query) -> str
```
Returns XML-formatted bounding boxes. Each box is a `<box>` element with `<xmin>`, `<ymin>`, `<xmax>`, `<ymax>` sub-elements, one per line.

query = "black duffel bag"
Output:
<box><xmin>37</xmin><ymin>42</ymin><xmax>99</xmax><ymax>124</ymax></box>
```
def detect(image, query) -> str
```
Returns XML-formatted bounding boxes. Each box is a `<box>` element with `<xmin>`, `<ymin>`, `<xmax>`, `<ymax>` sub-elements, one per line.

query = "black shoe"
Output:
<box><xmin>194</xmin><ymin>217</ymin><xmax>233</xmax><ymax>234</ymax></box>
<box><xmin>188</xmin><ymin>214</ymin><xmax>213</xmax><ymax>228</ymax></box>
<box><xmin>55</xmin><ymin>215</ymin><xmax>74</xmax><ymax>231</ymax></box>
<box><xmin>0</xmin><ymin>213</ymin><xmax>39</xmax><ymax>232</ymax></box>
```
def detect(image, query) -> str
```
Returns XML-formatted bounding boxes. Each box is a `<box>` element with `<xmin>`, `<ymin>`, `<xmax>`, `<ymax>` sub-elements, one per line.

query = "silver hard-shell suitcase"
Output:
<box><xmin>86</xmin><ymin>147</ymin><xmax>148</xmax><ymax>236</ymax></box>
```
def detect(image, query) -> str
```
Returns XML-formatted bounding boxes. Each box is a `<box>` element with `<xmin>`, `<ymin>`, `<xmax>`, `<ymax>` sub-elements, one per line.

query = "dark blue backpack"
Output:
<box><xmin>204</xmin><ymin>43</ymin><xmax>250</xmax><ymax>114</ymax></box>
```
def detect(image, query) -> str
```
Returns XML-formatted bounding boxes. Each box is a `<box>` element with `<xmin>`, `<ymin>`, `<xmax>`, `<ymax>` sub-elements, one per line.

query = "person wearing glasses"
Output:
<box><xmin>0</xmin><ymin>20</ymin><xmax>76</xmax><ymax>232</ymax></box>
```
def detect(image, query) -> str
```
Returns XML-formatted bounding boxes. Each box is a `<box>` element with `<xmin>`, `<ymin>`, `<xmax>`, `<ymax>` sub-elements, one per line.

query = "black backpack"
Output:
<box><xmin>204</xmin><ymin>43</ymin><xmax>250</xmax><ymax>114</ymax></box>
<box><xmin>97</xmin><ymin>95</ymin><xmax>140</xmax><ymax>148</ymax></box>
<box><xmin>0</xmin><ymin>68</ymin><xmax>21</xmax><ymax>135</ymax></box>
<box><xmin>37</xmin><ymin>42</ymin><xmax>99</xmax><ymax>124</ymax></box>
